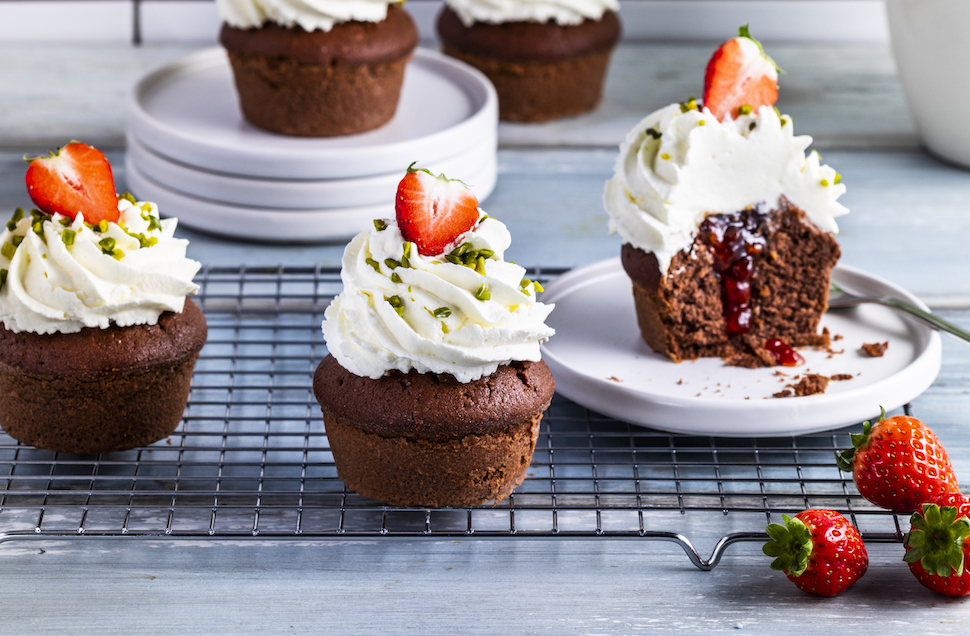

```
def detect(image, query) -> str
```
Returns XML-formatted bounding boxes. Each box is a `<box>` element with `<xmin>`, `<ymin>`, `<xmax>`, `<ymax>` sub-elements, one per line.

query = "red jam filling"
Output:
<box><xmin>701</xmin><ymin>210</ymin><xmax>766</xmax><ymax>334</ymax></box>
<box><xmin>764</xmin><ymin>338</ymin><xmax>804</xmax><ymax>366</ymax></box>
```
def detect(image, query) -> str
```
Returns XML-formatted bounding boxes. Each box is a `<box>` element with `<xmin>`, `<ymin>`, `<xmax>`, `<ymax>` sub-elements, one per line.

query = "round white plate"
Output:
<box><xmin>125</xmin><ymin>132</ymin><xmax>495</xmax><ymax>210</ymax></box>
<box><xmin>539</xmin><ymin>258</ymin><xmax>942</xmax><ymax>437</ymax></box>
<box><xmin>126</xmin><ymin>154</ymin><xmax>498</xmax><ymax>243</ymax></box>
<box><xmin>127</xmin><ymin>47</ymin><xmax>497</xmax><ymax>180</ymax></box>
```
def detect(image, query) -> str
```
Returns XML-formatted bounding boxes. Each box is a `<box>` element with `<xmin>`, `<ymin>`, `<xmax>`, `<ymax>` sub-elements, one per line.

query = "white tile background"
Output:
<box><xmin>0</xmin><ymin>0</ymin><xmax>889</xmax><ymax>44</ymax></box>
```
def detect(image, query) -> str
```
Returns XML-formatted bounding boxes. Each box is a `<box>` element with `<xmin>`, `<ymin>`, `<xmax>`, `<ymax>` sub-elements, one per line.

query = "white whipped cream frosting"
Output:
<box><xmin>217</xmin><ymin>0</ymin><xmax>396</xmax><ymax>31</ymax></box>
<box><xmin>0</xmin><ymin>199</ymin><xmax>201</xmax><ymax>335</ymax></box>
<box><xmin>445</xmin><ymin>0</ymin><xmax>618</xmax><ymax>26</ymax></box>
<box><xmin>604</xmin><ymin>104</ymin><xmax>849</xmax><ymax>274</ymax></box>
<box><xmin>323</xmin><ymin>215</ymin><xmax>555</xmax><ymax>383</ymax></box>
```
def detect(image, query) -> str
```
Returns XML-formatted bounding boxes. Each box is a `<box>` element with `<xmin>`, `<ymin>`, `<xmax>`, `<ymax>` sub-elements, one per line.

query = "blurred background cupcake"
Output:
<box><xmin>217</xmin><ymin>0</ymin><xmax>419</xmax><ymax>137</ymax></box>
<box><xmin>436</xmin><ymin>0</ymin><xmax>620</xmax><ymax>122</ymax></box>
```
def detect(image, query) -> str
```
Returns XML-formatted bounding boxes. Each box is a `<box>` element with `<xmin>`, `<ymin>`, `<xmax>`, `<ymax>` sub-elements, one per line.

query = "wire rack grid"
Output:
<box><xmin>0</xmin><ymin>265</ymin><xmax>906</xmax><ymax>570</ymax></box>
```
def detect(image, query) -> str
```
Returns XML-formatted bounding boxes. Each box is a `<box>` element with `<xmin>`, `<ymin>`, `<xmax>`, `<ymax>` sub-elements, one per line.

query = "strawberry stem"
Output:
<box><xmin>763</xmin><ymin>514</ymin><xmax>814</xmax><ymax>577</ymax></box>
<box><xmin>834</xmin><ymin>406</ymin><xmax>886</xmax><ymax>472</ymax></box>
<box><xmin>904</xmin><ymin>504</ymin><xmax>970</xmax><ymax>577</ymax></box>
<box><xmin>737</xmin><ymin>24</ymin><xmax>784</xmax><ymax>74</ymax></box>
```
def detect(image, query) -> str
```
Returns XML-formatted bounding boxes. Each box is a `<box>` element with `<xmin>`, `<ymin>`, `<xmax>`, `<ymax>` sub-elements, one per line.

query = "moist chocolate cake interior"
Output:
<box><xmin>622</xmin><ymin>198</ymin><xmax>840</xmax><ymax>366</ymax></box>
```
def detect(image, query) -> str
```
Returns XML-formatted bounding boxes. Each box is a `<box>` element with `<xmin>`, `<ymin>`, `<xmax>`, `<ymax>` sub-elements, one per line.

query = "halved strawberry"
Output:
<box><xmin>703</xmin><ymin>25</ymin><xmax>781</xmax><ymax>122</ymax></box>
<box><xmin>395</xmin><ymin>164</ymin><xmax>479</xmax><ymax>256</ymax></box>
<box><xmin>25</xmin><ymin>142</ymin><xmax>119</xmax><ymax>224</ymax></box>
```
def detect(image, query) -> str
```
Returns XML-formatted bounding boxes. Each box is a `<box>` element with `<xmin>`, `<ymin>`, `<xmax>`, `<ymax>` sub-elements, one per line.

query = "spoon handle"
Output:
<box><xmin>879</xmin><ymin>297</ymin><xmax>970</xmax><ymax>344</ymax></box>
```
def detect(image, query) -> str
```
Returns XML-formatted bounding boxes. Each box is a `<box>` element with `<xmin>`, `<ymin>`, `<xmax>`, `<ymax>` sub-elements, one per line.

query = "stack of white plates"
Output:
<box><xmin>125</xmin><ymin>47</ymin><xmax>499</xmax><ymax>242</ymax></box>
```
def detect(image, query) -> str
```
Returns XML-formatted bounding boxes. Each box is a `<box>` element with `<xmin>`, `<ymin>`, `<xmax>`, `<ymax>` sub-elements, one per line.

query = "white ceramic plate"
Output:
<box><xmin>126</xmin><ymin>47</ymin><xmax>497</xmax><ymax>180</ymax></box>
<box><xmin>126</xmin><ymin>154</ymin><xmax>498</xmax><ymax>243</ymax></box>
<box><xmin>539</xmin><ymin>258</ymin><xmax>942</xmax><ymax>437</ymax></box>
<box><xmin>125</xmin><ymin>133</ymin><xmax>495</xmax><ymax>210</ymax></box>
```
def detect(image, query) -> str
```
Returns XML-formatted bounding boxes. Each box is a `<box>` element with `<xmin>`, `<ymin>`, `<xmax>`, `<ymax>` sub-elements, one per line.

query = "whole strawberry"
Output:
<box><xmin>763</xmin><ymin>509</ymin><xmax>868</xmax><ymax>596</ymax></box>
<box><xmin>836</xmin><ymin>407</ymin><xmax>958</xmax><ymax>512</ymax></box>
<box><xmin>904</xmin><ymin>498</ymin><xmax>970</xmax><ymax>597</ymax></box>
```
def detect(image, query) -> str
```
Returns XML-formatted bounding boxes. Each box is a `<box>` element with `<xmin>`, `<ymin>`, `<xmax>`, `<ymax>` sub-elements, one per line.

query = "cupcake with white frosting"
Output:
<box><xmin>314</xmin><ymin>165</ymin><xmax>555</xmax><ymax>507</ymax></box>
<box><xmin>436</xmin><ymin>0</ymin><xmax>621</xmax><ymax>122</ymax></box>
<box><xmin>0</xmin><ymin>143</ymin><xmax>206</xmax><ymax>454</ymax></box>
<box><xmin>217</xmin><ymin>0</ymin><xmax>418</xmax><ymax>136</ymax></box>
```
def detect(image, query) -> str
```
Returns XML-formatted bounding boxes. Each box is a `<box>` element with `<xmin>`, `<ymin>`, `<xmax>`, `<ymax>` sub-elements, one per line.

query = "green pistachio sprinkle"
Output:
<box><xmin>661</xmin><ymin>153</ymin><xmax>671</xmax><ymax>161</ymax></box>
<box><xmin>679</xmin><ymin>97</ymin><xmax>698</xmax><ymax>113</ymax></box>
<box><xmin>0</xmin><ymin>269</ymin><xmax>7</xmax><ymax>289</ymax></box>
<box><xmin>474</xmin><ymin>284</ymin><xmax>490</xmax><ymax>301</ymax></box>
<box><xmin>7</xmin><ymin>208</ymin><xmax>24</xmax><ymax>231</ymax></box>
<box><xmin>41</xmin><ymin>254</ymin><xmax>46</xmax><ymax>260</ymax></box>
<box><xmin>452</xmin><ymin>243</ymin><xmax>470</xmax><ymax>256</ymax></box>
<box><xmin>462</xmin><ymin>251</ymin><xmax>477</xmax><ymax>266</ymax></box>
<box><xmin>699</xmin><ymin>120</ymin><xmax>706</xmax><ymax>126</ymax></box>
<box><xmin>408</xmin><ymin>285</ymin><xmax>412</xmax><ymax>293</ymax></box>
<box><xmin>98</xmin><ymin>219</ymin><xmax>109</xmax><ymax>233</ymax></box>
<box><xmin>402</xmin><ymin>242</ymin><xmax>412</xmax><ymax>258</ymax></box>
<box><xmin>62</xmin><ymin>229</ymin><xmax>76</xmax><ymax>246</ymax></box>
<box><xmin>475</xmin><ymin>256</ymin><xmax>486</xmax><ymax>275</ymax></box>
<box><xmin>441</xmin><ymin>322</ymin><xmax>450</xmax><ymax>334</ymax></box>
<box><xmin>445</xmin><ymin>254</ymin><xmax>463</xmax><ymax>265</ymax></box>
<box><xmin>30</xmin><ymin>209</ymin><xmax>45</xmax><ymax>221</ymax></box>
<box><xmin>401</xmin><ymin>255</ymin><xmax>411</xmax><ymax>269</ymax></box>
<box><xmin>141</xmin><ymin>211</ymin><xmax>161</xmax><ymax>231</ymax></box>
<box><xmin>59</xmin><ymin>217</ymin><xmax>71</xmax><ymax>227</ymax></box>
<box><xmin>385</xmin><ymin>295</ymin><xmax>405</xmax><ymax>316</ymax></box>
<box><xmin>119</xmin><ymin>192</ymin><xmax>138</xmax><ymax>205</ymax></box>
<box><xmin>384</xmin><ymin>258</ymin><xmax>400</xmax><ymax>269</ymax></box>
<box><xmin>1</xmin><ymin>243</ymin><xmax>15</xmax><ymax>260</ymax></box>
<box><xmin>834</xmin><ymin>173</ymin><xmax>842</xmax><ymax>185</ymax></box>
<box><xmin>433</xmin><ymin>307</ymin><xmax>451</xmax><ymax>318</ymax></box>
<box><xmin>373</xmin><ymin>219</ymin><xmax>388</xmax><ymax>232</ymax></box>
<box><xmin>480</xmin><ymin>214</ymin><xmax>489</xmax><ymax>222</ymax></box>
<box><xmin>6</xmin><ymin>220</ymin><xmax>16</xmax><ymax>232</ymax></box>
<box><xmin>99</xmin><ymin>237</ymin><xmax>116</xmax><ymax>253</ymax></box>
<box><xmin>390</xmin><ymin>272</ymin><xmax>402</xmax><ymax>284</ymax></box>
<box><xmin>646</xmin><ymin>128</ymin><xmax>662</xmax><ymax>140</ymax></box>
<box><xmin>749</xmin><ymin>122</ymin><xmax>757</xmax><ymax>131</ymax></box>
<box><xmin>365</xmin><ymin>257</ymin><xmax>380</xmax><ymax>271</ymax></box>
<box><xmin>738</xmin><ymin>104</ymin><xmax>753</xmax><ymax>116</ymax></box>
<box><xmin>11</xmin><ymin>235</ymin><xmax>24</xmax><ymax>247</ymax></box>
<box><xmin>533</xmin><ymin>281</ymin><xmax>544</xmax><ymax>292</ymax></box>
<box><xmin>820</xmin><ymin>179</ymin><xmax>830</xmax><ymax>187</ymax></box>
<box><xmin>111</xmin><ymin>249</ymin><xmax>125</xmax><ymax>261</ymax></box>
<box><xmin>478</xmin><ymin>249</ymin><xmax>494</xmax><ymax>259</ymax></box>
<box><xmin>32</xmin><ymin>221</ymin><xmax>42</xmax><ymax>236</ymax></box>
<box><xmin>128</xmin><ymin>232</ymin><xmax>157</xmax><ymax>249</ymax></box>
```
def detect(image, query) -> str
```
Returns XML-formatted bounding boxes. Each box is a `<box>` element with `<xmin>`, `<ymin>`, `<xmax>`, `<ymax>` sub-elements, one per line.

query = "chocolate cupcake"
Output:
<box><xmin>0</xmin><ymin>144</ymin><xmax>204</xmax><ymax>453</ymax></box>
<box><xmin>436</xmin><ymin>0</ymin><xmax>620</xmax><ymax>122</ymax></box>
<box><xmin>218</xmin><ymin>1</ymin><xmax>418</xmax><ymax>137</ymax></box>
<box><xmin>317</xmin><ymin>166</ymin><xmax>555</xmax><ymax>506</ymax></box>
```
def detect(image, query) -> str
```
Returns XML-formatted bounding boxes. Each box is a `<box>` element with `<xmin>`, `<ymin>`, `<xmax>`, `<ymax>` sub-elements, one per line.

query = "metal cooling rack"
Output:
<box><xmin>0</xmin><ymin>266</ymin><xmax>905</xmax><ymax>570</ymax></box>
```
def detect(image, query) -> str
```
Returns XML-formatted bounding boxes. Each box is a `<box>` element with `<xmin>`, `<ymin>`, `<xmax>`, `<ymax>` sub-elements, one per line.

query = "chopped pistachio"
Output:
<box><xmin>111</xmin><ymin>249</ymin><xmax>125</xmax><ymax>261</ymax></box>
<box><xmin>780</xmin><ymin>117</ymin><xmax>788</xmax><ymax>128</ymax></box>
<box><xmin>62</xmin><ymin>229</ymin><xmax>76</xmax><ymax>246</ymax></box>
<box><xmin>834</xmin><ymin>173</ymin><xmax>842</xmax><ymax>185</ymax></box>
<box><xmin>401</xmin><ymin>255</ymin><xmax>411</xmax><ymax>269</ymax></box>
<box><xmin>433</xmin><ymin>307</ymin><xmax>451</xmax><ymax>318</ymax></box>
<box><xmin>462</xmin><ymin>251</ymin><xmax>478</xmax><ymax>266</ymax></box>
<box><xmin>365</xmin><ymin>257</ymin><xmax>380</xmax><ymax>271</ymax></box>
<box><xmin>441</xmin><ymin>322</ymin><xmax>450</xmax><ymax>334</ymax></box>
<box><xmin>749</xmin><ymin>122</ymin><xmax>757</xmax><ymax>131</ymax></box>
<box><xmin>119</xmin><ymin>192</ymin><xmax>138</xmax><ymax>205</ymax></box>
<box><xmin>402</xmin><ymin>242</ymin><xmax>412</xmax><ymax>258</ymax></box>
<box><xmin>533</xmin><ymin>281</ymin><xmax>544</xmax><ymax>293</ymax></box>
<box><xmin>480</xmin><ymin>214</ymin><xmax>489</xmax><ymax>222</ymax></box>
<box><xmin>773</xmin><ymin>106</ymin><xmax>782</xmax><ymax>119</ymax></box>
<box><xmin>32</xmin><ymin>221</ymin><xmax>42</xmax><ymax>236</ymax></box>
<box><xmin>41</xmin><ymin>253</ymin><xmax>46</xmax><ymax>260</ymax></box>
<box><xmin>6</xmin><ymin>208</ymin><xmax>24</xmax><ymax>231</ymax></box>
<box><xmin>698</xmin><ymin>120</ymin><xmax>706</xmax><ymax>126</ymax></box>
<box><xmin>475</xmin><ymin>256</ymin><xmax>486</xmax><ymax>275</ymax></box>
<box><xmin>645</xmin><ymin>127</ymin><xmax>662</xmax><ymax>140</ymax></box>
<box><xmin>820</xmin><ymin>179</ymin><xmax>830</xmax><ymax>187</ymax></box>
<box><xmin>385</xmin><ymin>295</ymin><xmax>405</xmax><ymax>316</ymax></box>
<box><xmin>99</xmin><ymin>237</ymin><xmax>116</xmax><ymax>253</ymax></box>
<box><xmin>373</xmin><ymin>219</ymin><xmax>388</xmax><ymax>232</ymax></box>
<box><xmin>679</xmin><ymin>97</ymin><xmax>698</xmax><ymax>113</ymax></box>
<box><xmin>660</xmin><ymin>153</ymin><xmax>671</xmax><ymax>161</ymax></box>
<box><xmin>11</xmin><ymin>235</ymin><xmax>24</xmax><ymax>247</ymax></box>
<box><xmin>384</xmin><ymin>258</ymin><xmax>401</xmax><ymax>269</ymax></box>
<box><xmin>737</xmin><ymin>104</ymin><xmax>753</xmax><ymax>116</ymax></box>
<box><xmin>390</xmin><ymin>272</ymin><xmax>402</xmax><ymax>284</ymax></box>
<box><xmin>1</xmin><ymin>243</ymin><xmax>15</xmax><ymax>260</ymax></box>
<box><xmin>478</xmin><ymin>249</ymin><xmax>494</xmax><ymax>259</ymax></box>
<box><xmin>141</xmin><ymin>210</ymin><xmax>161</xmax><ymax>231</ymax></box>
<box><xmin>450</xmin><ymin>243</ymin><xmax>470</xmax><ymax>257</ymax></box>
<box><xmin>98</xmin><ymin>219</ymin><xmax>109</xmax><ymax>233</ymax></box>
<box><xmin>58</xmin><ymin>217</ymin><xmax>71</xmax><ymax>227</ymax></box>
<box><xmin>445</xmin><ymin>254</ymin><xmax>463</xmax><ymax>265</ymax></box>
<box><xmin>474</xmin><ymin>284</ymin><xmax>490</xmax><ymax>301</ymax></box>
<box><xmin>0</xmin><ymin>269</ymin><xmax>7</xmax><ymax>289</ymax></box>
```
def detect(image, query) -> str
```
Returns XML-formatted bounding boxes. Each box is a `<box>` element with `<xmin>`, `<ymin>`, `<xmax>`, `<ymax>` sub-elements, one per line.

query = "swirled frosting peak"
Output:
<box><xmin>323</xmin><ymin>214</ymin><xmax>555</xmax><ymax>383</ymax></box>
<box><xmin>217</xmin><ymin>0</ymin><xmax>397</xmax><ymax>31</ymax></box>
<box><xmin>604</xmin><ymin>103</ymin><xmax>849</xmax><ymax>274</ymax></box>
<box><xmin>0</xmin><ymin>198</ymin><xmax>201</xmax><ymax>334</ymax></box>
<box><xmin>445</xmin><ymin>0</ymin><xmax>618</xmax><ymax>26</ymax></box>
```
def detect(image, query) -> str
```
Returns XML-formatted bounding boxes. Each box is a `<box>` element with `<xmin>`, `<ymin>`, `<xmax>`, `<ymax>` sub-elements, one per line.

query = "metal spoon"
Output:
<box><xmin>828</xmin><ymin>283</ymin><xmax>970</xmax><ymax>344</ymax></box>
